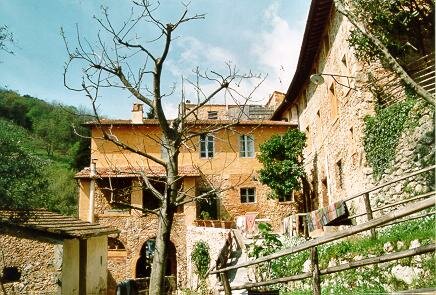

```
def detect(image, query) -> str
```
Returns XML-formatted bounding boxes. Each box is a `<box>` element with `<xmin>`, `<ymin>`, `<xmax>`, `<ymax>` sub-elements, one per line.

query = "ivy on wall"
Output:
<box><xmin>363</xmin><ymin>98</ymin><xmax>416</xmax><ymax>179</ymax></box>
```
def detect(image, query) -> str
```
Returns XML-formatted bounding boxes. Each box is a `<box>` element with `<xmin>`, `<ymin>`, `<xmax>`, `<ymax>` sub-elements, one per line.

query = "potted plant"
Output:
<box><xmin>211</xmin><ymin>219</ymin><xmax>221</xmax><ymax>227</ymax></box>
<box><xmin>200</xmin><ymin>211</ymin><xmax>212</xmax><ymax>227</ymax></box>
<box><xmin>195</xmin><ymin>219</ymin><xmax>205</xmax><ymax>227</ymax></box>
<box><xmin>220</xmin><ymin>212</ymin><xmax>235</xmax><ymax>229</ymax></box>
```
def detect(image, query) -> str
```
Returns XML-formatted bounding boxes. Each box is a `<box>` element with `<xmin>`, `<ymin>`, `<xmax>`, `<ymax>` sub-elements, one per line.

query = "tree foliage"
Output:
<box><xmin>0</xmin><ymin>118</ymin><xmax>78</xmax><ymax>215</ymax></box>
<box><xmin>0</xmin><ymin>89</ymin><xmax>91</xmax><ymax>169</ymax></box>
<box><xmin>346</xmin><ymin>0</ymin><xmax>434</xmax><ymax>68</ymax></box>
<box><xmin>258</xmin><ymin>129</ymin><xmax>306</xmax><ymax>199</ymax></box>
<box><xmin>0</xmin><ymin>131</ymin><xmax>48</xmax><ymax>211</ymax></box>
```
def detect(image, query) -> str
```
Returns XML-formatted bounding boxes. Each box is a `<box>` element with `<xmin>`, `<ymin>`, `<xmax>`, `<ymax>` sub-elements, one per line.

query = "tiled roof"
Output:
<box><xmin>83</xmin><ymin>118</ymin><xmax>295</xmax><ymax>126</ymax></box>
<box><xmin>0</xmin><ymin>210</ymin><xmax>119</xmax><ymax>239</ymax></box>
<box><xmin>75</xmin><ymin>165</ymin><xmax>200</xmax><ymax>179</ymax></box>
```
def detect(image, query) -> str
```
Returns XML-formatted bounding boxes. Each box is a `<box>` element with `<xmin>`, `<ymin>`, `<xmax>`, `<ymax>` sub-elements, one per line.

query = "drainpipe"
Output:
<box><xmin>88</xmin><ymin>160</ymin><xmax>96</xmax><ymax>223</ymax></box>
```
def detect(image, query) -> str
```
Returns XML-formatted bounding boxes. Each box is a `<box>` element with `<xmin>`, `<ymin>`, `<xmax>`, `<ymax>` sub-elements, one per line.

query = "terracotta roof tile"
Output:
<box><xmin>75</xmin><ymin>165</ymin><xmax>200</xmax><ymax>179</ymax></box>
<box><xmin>84</xmin><ymin>118</ymin><xmax>295</xmax><ymax>126</ymax></box>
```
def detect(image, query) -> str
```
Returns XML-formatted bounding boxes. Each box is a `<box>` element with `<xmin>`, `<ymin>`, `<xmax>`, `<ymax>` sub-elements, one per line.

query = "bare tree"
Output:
<box><xmin>62</xmin><ymin>1</ymin><xmax>264</xmax><ymax>293</ymax></box>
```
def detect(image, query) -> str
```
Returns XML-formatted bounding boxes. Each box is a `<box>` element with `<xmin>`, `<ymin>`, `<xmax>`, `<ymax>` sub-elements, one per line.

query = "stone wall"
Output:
<box><xmin>0</xmin><ymin>227</ymin><xmax>61</xmax><ymax>294</ymax></box>
<box><xmin>367</xmin><ymin>101</ymin><xmax>435</xmax><ymax>217</ymax></box>
<box><xmin>95</xmin><ymin>181</ymin><xmax>189</xmax><ymax>290</ymax></box>
<box><xmin>275</xmin><ymin>6</ymin><xmax>434</xmax><ymax>230</ymax></box>
<box><xmin>185</xmin><ymin>226</ymin><xmax>231</xmax><ymax>291</ymax></box>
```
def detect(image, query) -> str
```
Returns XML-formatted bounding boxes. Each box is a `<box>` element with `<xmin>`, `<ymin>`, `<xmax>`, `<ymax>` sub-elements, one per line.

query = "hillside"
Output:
<box><xmin>0</xmin><ymin>89</ymin><xmax>92</xmax><ymax>215</ymax></box>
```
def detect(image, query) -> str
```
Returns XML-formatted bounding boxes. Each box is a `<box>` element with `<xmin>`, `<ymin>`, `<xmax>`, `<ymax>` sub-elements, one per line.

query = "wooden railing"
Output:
<box><xmin>211</xmin><ymin>165</ymin><xmax>435</xmax><ymax>294</ymax></box>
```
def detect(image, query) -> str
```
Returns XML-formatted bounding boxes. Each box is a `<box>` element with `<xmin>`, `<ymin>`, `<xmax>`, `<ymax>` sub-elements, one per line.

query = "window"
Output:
<box><xmin>98</xmin><ymin>178</ymin><xmax>132</xmax><ymax>205</ymax></box>
<box><xmin>161</xmin><ymin>138</ymin><xmax>169</xmax><ymax>161</ymax></box>
<box><xmin>240</xmin><ymin>135</ymin><xmax>254</xmax><ymax>157</ymax></box>
<box><xmin>108</xmin><ymin>237</ymin><xmax>126</xmax><ymax>250</ymax></box>
<box><xmin>143</xmin><ymin>179</ymin><xmax>163</xmax><ymax>210</ymax></box>
<box><xmin>279</xmin><ymin>191</ymin><xmax>293</xmax><ymax>202</ymax></box>
<box><xmin>207</xmin><ymin>111</ymin><xmax>218</xmax><ymax>120</ymax></box>
<box><xmin>341</xmin><ymin>54</ymin><xmax>348</xmax><ymax>68</ymax></box>
<box><xmin>305</xmin><ymin>126</ymin><xmax>312</xmax><ymax>150</ymax></box>
<box><xmin>200</xmin><ymin>134</ymin><xmax>214</xmax><ymax>158</ymax></box>
<box><xmin>329</xmin><ymin>82</ymin><xmax>338</xmax><ymax>119</ymax></box>
<box><xmin>240</xmin><ymin>188</ymin><xmax>255</xmax><ymax>203</ymax></box>
<box><xmin>336</xmin><ymin>160</ymin><xmax>343</xmax><ymax>189</ymax></box>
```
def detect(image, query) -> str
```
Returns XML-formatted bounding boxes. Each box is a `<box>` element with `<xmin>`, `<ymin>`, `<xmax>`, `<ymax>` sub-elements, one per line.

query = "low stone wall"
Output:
<box><xmin>0</xmin><ymin>227</ymin><xmax>61</xmax><ymax>294</ymax></box>
<box><xmin>185</xmin><ymin>226</ymin><xmax>231</xmax><ymax>291</ymax></box>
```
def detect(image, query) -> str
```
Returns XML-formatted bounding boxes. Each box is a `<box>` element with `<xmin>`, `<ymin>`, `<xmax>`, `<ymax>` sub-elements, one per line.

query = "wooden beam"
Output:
<box><xmin>227</xmin><ymin>244</ymin><xmax>435</xmax><ymax>290</ymax></box>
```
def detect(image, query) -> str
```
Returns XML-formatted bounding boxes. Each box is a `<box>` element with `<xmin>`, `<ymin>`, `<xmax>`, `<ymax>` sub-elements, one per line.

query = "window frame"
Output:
<box><xmin>240</xmin><ymin>187</ymin><xmax>256</xmax><ymax>203</ymax></box>
<box><xmin>239</xmin><ymin>134</ymin><xmax>255</xmax><ymax>158</ymax></box>
<box><xmin>199</xmin><ymin>133</ymin><xmax>215</xmax><ymax>158</ymax></box>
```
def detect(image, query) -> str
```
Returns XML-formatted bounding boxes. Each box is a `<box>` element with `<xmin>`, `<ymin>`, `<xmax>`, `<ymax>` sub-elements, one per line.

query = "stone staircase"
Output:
<box><xmin>217</xmin><ymin>229</ymin><xmax>254</xmax><ymax>295</ymax></box>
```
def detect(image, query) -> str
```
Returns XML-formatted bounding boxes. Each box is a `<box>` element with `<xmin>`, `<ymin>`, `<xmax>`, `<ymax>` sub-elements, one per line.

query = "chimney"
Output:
<box><xmin>266</xmin><ymin>91</ymin><xmax>285</xmax><ymax>108</ymax></box>
<box><xmin>132</xmin><ymin>103</ymin><xmax>144</xmax><ymax>124</ymax></box>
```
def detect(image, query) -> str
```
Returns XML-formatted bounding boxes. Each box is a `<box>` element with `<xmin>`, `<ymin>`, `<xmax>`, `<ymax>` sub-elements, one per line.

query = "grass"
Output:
<box><xmin>276</xmin><ymin>215</ymin><xmax>435</xmax><ymax>294</ymax></box>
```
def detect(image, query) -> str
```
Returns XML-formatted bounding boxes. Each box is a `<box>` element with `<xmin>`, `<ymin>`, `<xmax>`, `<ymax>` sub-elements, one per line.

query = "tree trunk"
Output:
<box><xmin>149</xmin><ymin>203</ymin><xmax>175</xmax><ymax>294</ymax></box>
<box><xmin>149</xmin><ymin>145</ymin><xmax>178</xmax><ymax>295</ymax></box>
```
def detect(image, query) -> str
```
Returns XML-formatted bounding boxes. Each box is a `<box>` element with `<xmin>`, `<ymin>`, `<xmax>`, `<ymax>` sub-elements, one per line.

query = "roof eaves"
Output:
<box><xmin>271</xmin><ymin>0</ymin><xmax>333</xmax><ymax>120</ymax></box>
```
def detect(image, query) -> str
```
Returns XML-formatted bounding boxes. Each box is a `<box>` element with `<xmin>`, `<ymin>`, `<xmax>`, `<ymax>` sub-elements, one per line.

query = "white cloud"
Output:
<box><xmin>174</xmin><ymin>36</ymin><xmax>237</xmax><ymax>69</ymax></box>
<box><xmin>249</xmin><ymin>1</ymin><xmax>305</xmax><ymax>102</ymax></box>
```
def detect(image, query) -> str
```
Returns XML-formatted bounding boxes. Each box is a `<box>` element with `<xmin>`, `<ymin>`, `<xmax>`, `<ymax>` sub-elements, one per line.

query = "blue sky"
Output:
<box><xmin>0</xmin><ymin>0</ymin><xmax>310</xmax><ymax>118</ymax></box>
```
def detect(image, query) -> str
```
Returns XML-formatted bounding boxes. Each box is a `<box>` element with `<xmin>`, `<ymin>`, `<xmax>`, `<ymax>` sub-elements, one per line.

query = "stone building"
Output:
<box><xmin>75</xmin><ymin>103</ymin><xmax>296</xmax><ymax>290</ymax></box>
<box><xmin>0</xmin><ymin>210</ymin><xmax>117</xmax><ymax>294</ymax></box>
<box><xmin>271</xmin><ymin>0</ymin><xmax>434</xmax><ymax>234</ymax></box>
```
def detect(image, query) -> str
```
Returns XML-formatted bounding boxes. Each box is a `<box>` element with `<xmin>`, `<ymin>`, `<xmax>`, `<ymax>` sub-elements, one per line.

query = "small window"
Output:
<box><xmin>279</xmin><ymin>191</ymin><xmax>293</xmax><ymax>202</ymax></box>
<box><xmin>108</xmin><ymin>237</ymin><xmax>126</xmax><ymax>250</ymax></box>
<box><xmin>208</xmin><ymin>111</ymin><xmax>218</xmax><ymax>120</ymax></box>
<box><xmin>161</xmin><ymin>138</ymin><xmax>169</xmax><ymax>161</ymax></box>
<box><xmin>305</xmin><ymin>126</ymin><xmax>311</xmax><ymax>150</ymax></box>
<box><xmin>240</xmin><ymin>188</ymin><xmax>255</xmax><ymax>203</ymax></box>
<box><xmin>200</xmin><ymin>134</ymin><xmax>214</xmax><ymax>158</ymax></box>
<box><xmin>336</xmin><ymin>160</ymin><xmax>343</xmax><ymax>189</ymax></box>
<box><xmin>329</xmin><ymin>83</ymin><xmax>338</xmax><ymax>119</ymax></box>
<box><xmin>341</xmin><ymin>54</ymin><xmax>348</xmax><ymax>68</ymax></box>
<box><xmin>240</xmin><ymin>135</ymin><xmax>254</xmax><ymax>158</ymax></box>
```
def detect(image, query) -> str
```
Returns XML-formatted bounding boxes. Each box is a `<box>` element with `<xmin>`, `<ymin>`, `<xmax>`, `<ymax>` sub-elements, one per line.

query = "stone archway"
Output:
<box><xmin>135</xmin><ymin>238</ymin><xmax>177</xmax><ymax>280</ymax></box>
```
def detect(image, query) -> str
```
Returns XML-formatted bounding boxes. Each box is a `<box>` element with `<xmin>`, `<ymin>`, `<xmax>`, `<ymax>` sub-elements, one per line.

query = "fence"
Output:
<box><xmin>210</xmin><ymin>165</ymin><xmax>435</xmax><ymax>294</ymax></box>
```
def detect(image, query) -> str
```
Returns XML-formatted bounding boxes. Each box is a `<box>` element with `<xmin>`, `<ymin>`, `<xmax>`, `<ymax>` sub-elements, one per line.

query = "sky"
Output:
<box><xmin>0</xmin><ymin>0</ymin><xmax>310</xmax><ymax>119</ymax></box>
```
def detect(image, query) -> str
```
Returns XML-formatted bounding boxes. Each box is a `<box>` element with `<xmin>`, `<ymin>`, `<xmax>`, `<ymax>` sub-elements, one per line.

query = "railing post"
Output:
<box><xmin>220</xmin><ymin>271</ymin><xmax>231</xmax><ymax>295</ymax></box>
<box><xmin>363</xmin><ymin>192</ymin><xmax>376</xmax><ymax>239</ymax></box>
<box><xmin>311</xmin><ymin>246</ymin><xmax>321</xmax><ymax>295</ymax></box>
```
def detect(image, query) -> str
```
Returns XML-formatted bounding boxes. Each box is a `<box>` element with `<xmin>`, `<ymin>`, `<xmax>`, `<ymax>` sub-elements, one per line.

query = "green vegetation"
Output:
<box><xmin>251</xmin><ymin>216</ymin><xmax>435</xmax><ymax>294</ymax></box>
<box><xmin>0</xmin><ymin>89</ymin><xmax>92</xmax><ymax>215</ymax></box>
<box><xmin>191</xmin><ymin>241</ymin><xmax>211</xmax><ymax>294</ymax></box>
<box><xmin>258</xmin><ymin>129</ymin><xmax>306</xmax><ymax>199</ymax></box>
<box><xmin>363</xmin><ymin>97</ymin><xmax>416</xmax><ymax>179</ymax></box>
<box><xmin>347</xmin><ymin>0</ymin><xmax>434</xmax><ymax>68</ymax></box>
